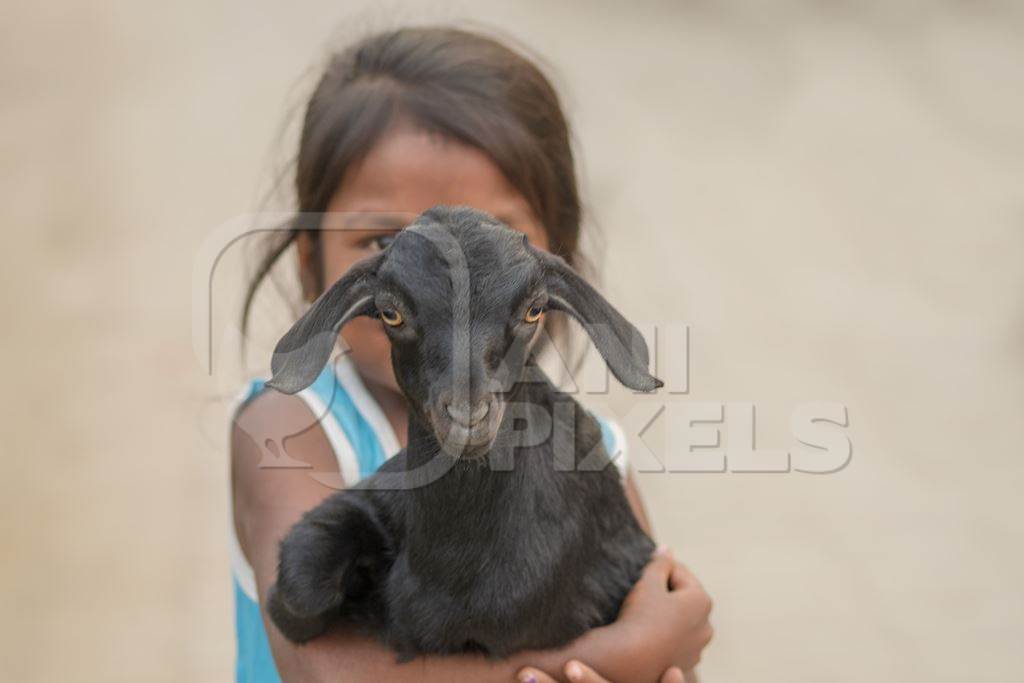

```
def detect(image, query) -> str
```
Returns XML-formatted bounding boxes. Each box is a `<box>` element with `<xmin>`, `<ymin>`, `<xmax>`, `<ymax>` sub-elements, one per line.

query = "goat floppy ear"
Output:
<box><xmin>266</xmin><ymin>252</ymin><xmax>384</xmax><ymax>394</ymax></box>
<box><xmin>537</xmin><ymin>249</ymin><xmax>662</xmax><ymax>392</ymax></box>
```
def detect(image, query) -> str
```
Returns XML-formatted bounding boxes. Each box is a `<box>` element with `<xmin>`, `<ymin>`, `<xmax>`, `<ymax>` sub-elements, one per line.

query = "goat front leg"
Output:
<box><xmin>267</xmin><ymin>491</ymin><xmax>393</xmax><ymax>643</ymax></box>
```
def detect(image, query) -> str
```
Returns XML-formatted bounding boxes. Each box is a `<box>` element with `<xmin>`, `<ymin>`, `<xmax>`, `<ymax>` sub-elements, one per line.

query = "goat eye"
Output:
<box><xmin>379</xmin><ymin>308</ymin><xmax>403</xmax><ymax>327</ymax></box>
<box><xmin>524</xmin><ymin>305</ymin><xmax>545</xmax><ymax>324</ymax></box>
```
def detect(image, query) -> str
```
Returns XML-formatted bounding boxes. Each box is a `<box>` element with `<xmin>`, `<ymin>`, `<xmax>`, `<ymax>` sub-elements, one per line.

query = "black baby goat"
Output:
<box><xmin>265</xmin><ymin>205</ymin><xmax>660</xmax><ymax>659</ymax></box>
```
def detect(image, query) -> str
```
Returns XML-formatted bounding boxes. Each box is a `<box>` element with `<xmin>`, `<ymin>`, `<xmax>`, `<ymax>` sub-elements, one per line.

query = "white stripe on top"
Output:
<box><xmin>333</xmin><ymin>355</ymin><xmax>402</xmax><ymax>459</ymax></box>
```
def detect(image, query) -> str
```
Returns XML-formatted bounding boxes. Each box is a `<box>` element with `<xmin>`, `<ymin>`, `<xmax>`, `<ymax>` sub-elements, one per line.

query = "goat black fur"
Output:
<box><xmin>265</xmin><ymin>206</ymin><xmax>659</xmax><ymax>659</ymax></box>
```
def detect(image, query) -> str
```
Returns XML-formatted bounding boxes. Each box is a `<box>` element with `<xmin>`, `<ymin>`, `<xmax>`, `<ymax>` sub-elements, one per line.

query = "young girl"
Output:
<box><xmin>231</xmin><ymin>27</ymin><xmax>713</xmax><ymax>683</ymax></box>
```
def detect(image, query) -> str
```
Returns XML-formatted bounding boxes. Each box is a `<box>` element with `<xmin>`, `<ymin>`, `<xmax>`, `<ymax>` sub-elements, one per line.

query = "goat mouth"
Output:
<box><xmin>431</xmin><ymin>402</ymin><xmax>504</xmax><ymax>458</ymax></box>
<box><xmin>435</xmin><ymin>421</ymin><xmax>497</xmax><ymax>457</ymax></box>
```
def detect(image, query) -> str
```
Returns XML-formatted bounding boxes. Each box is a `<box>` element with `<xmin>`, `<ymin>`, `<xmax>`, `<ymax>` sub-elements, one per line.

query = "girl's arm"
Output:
<box><xmin>232</xmin><ymin>391</ymin><xmax>711</xmax><ymax>683</ymax></box>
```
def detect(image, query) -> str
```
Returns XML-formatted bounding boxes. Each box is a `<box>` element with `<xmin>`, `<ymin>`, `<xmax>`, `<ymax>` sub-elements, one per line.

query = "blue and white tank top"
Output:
<box><xmin>228</xmin><ymin>355</ymin><xmax>630</xmax><ymax>683</ymax></box>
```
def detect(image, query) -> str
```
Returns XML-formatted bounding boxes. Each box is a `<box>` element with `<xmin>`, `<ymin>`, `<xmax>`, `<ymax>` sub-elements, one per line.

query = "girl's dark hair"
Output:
<box><xmin>243</xmin><ymin>26</ymin><xmax>584</xmax><ymax>339</ymax></box>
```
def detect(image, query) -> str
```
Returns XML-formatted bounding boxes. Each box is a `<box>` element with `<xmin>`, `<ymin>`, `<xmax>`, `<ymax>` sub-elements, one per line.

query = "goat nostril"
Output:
<box><xmin>445</xmin><ymin>401</ymin><xmax>490</xmax><ymax>426</ymax></box>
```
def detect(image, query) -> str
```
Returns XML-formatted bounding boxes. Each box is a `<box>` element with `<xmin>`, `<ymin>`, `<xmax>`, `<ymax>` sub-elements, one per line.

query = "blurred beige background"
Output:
<box><xmin>3</xmin><ymin>1</ymin><xmax>1023</xmax><ymax>681</ymax></box>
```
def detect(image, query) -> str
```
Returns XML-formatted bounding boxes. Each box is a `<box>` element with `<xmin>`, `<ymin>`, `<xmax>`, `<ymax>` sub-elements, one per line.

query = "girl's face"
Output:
<box><xmin>298</xmin><ymin>122</ymin><xmax>551</xmax><ymax>393</ymax></box>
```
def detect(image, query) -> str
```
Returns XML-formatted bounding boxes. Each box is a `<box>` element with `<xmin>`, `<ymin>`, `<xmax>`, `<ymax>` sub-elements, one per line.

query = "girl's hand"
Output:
<box><xmin>518</xmin><ymin>660</ymin><xmax>685</xmax><ymax>683</ymax></box>
<box><xmin>517</xmin><ymin>546</ymin><xmax>712</xmax><ymax>683</ymax></box>
<box><xmin>618</xmin><ymin>546</ymin><xmax>714</xmax><ymax>672</ymax></box>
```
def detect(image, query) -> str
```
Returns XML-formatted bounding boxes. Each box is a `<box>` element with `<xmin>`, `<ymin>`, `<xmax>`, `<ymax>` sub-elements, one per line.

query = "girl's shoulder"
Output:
<box><xmin>231</xmin><ymin>385</ymin><xmax>339</xmax><ymax>472</ymax></box>
<box><xmin>232</xmin><ymin>358</ymin><xmax>400</xmax><ymax>485</ymax></box>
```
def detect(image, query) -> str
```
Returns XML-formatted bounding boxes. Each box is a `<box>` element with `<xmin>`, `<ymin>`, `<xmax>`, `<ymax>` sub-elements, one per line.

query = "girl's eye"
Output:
<box><xmin>379</xmin><ymin>308</ymin><xmax>403</xmax><ymax>327</ymax></box>
<box><xmin>368</xmin><ymin>233</ymin><xmax>397</xmax><ymax>252</ymax></box>
<box><xmin>524</xmin><ymin>305</ymin><xmax>545</xmax><ymax>323</ymax></box>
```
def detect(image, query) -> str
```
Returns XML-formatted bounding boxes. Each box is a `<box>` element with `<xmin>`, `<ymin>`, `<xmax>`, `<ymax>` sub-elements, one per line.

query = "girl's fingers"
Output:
<box><xmin>564</xmin><ymin>660</ymin><xmax>611</xmax><ymax>683</ymax></box>
<box><xmin>518</xmin><ymin>661</ymin><xmax>685</xmax><ymax>683</ymax></box>
<box><xmin>517</xmin><ymin>667</ymin><xmax>558</xmax><ymax>683</ymax></box>
<box><xmin>669</xmin><ymin>562</ymin><xmax>695</xmax><ymax>591</ymax></box>
<box><xmin>659</xmin><ymin>667</ymin><xmax>686</xmax><ymax>683</ymax></box>
<box><xmin>639</xmin><ymin>545</ymin><xmax>676</xmax><ymax>587</ymax></box>
<box><xmin>516</xmin><ymin>662</ymin><xmax>612</xmax><ymax>683</ymax></box>
<box><xmin>672</xmin><ymin>568</ymin><xmax>712</xmax><ymax>616</ymax></box>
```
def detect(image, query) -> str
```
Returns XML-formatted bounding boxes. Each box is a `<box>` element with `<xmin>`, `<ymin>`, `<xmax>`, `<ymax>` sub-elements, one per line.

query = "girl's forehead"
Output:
<box><xmin>331</xmin><ymin>127</ymin><xmax>509</xmax><ymax>205</ymax></box>
<box><xmin>327</xmin><ymin>124</ymin><xmax>540</xmax><ymax>238</ymax></box>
